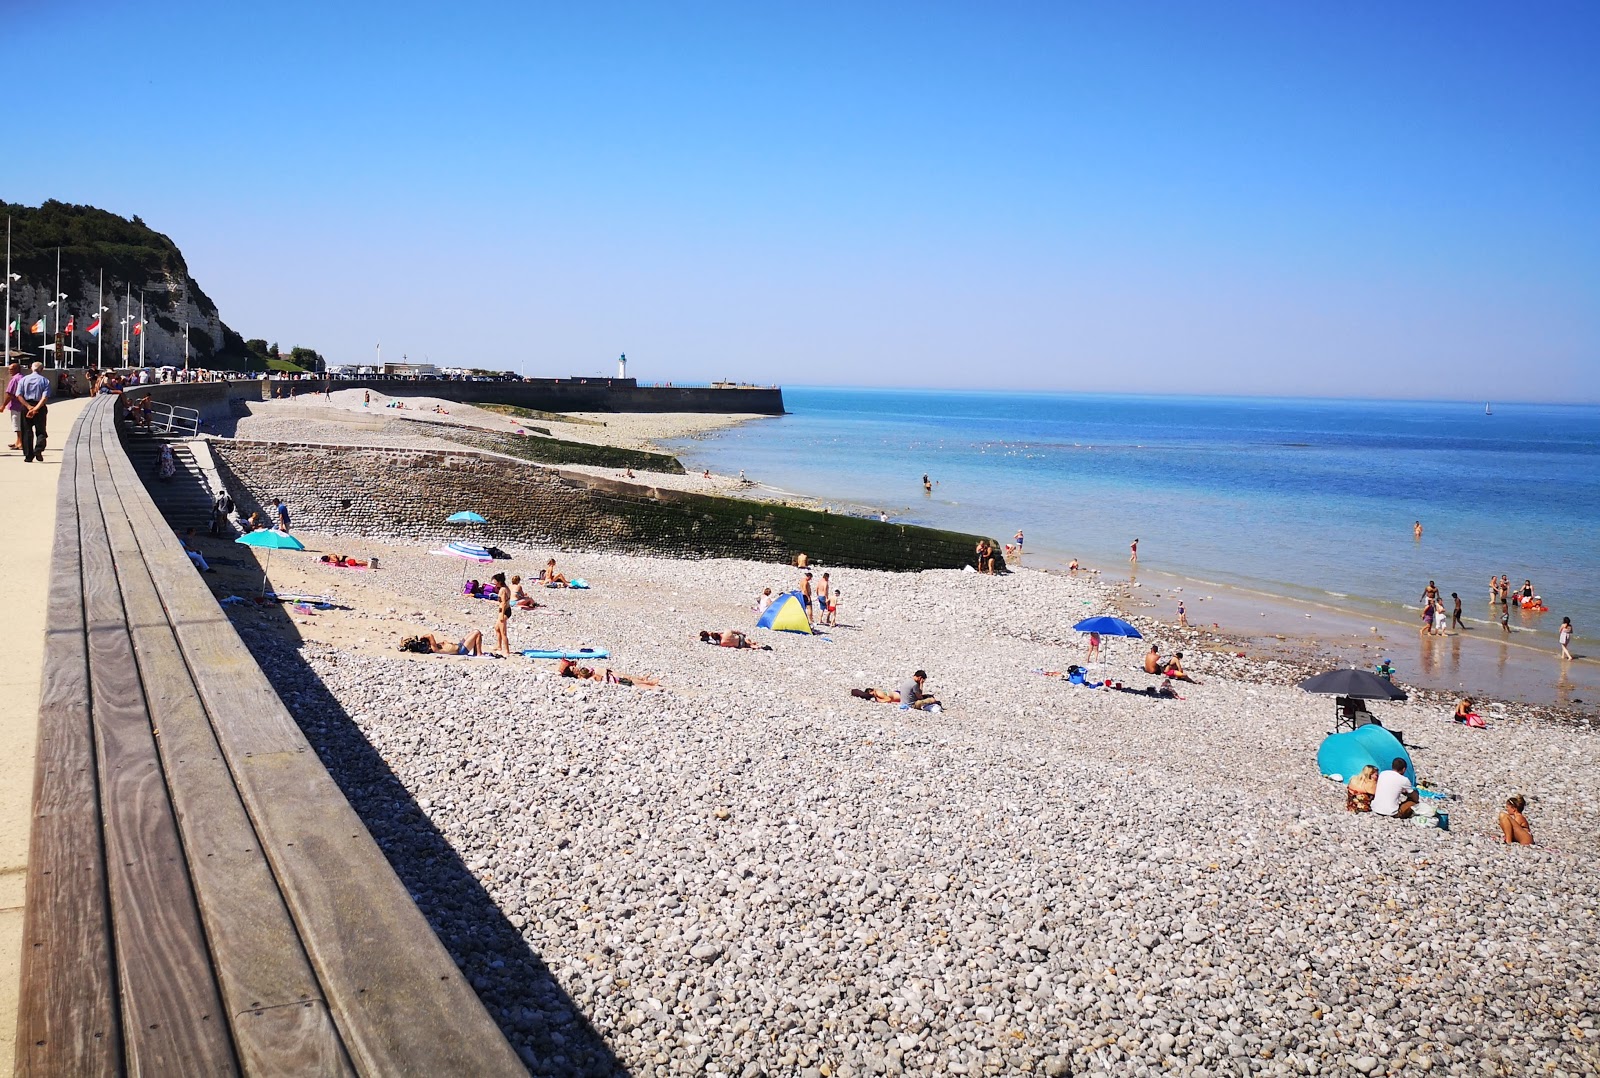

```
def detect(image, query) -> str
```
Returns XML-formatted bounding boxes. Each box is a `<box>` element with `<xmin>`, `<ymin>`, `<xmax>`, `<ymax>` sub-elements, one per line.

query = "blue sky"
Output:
<box><xmin>7</xmin><ymin>1</ymin><xmax>1597</xmax><ymax>399</ymax></box>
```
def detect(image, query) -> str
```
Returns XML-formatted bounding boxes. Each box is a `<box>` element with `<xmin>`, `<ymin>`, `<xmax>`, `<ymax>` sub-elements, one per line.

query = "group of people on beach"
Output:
<box><xmin>1416</xmin><ymin>575</ymin><xmax>1573</xmax><ymax>658</ymax></box>
<box><xmin>1344</xmin><ymin>758</ymin><xmax>1532</xmax><ymax>845</ymax></box>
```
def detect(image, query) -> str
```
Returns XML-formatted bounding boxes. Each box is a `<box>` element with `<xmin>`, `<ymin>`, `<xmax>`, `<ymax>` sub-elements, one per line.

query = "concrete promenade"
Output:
<box><xmin>0</xmin><ymin>396</ymin><xmax>87</xmax><ymax>1075</ymax></box>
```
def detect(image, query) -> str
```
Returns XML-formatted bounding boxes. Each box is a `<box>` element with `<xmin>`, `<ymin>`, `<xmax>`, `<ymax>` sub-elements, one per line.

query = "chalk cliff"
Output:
<box><xmin>2</xmin><ymin>199</ymin><xmax>249</xmax><ymax>367</ymax></box>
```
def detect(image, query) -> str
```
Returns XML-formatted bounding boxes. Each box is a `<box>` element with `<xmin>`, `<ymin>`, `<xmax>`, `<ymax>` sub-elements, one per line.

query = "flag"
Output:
<box><xmin>64</xmin><ymin>316</ymin><xmax>74</xmax><ymax>334</ymax></box>
<box><xmin>30</xmin><ymin>318</ymin><xmax>44</xmax><ymax>334</ymax></box>
<box><xmin>133</xmin><ymin>321</ymin><xmax>143</xmax><ymax>336</ymax></box>
<box><xmin>6</xmin><ymin>319</ymin><xmax>14</xmax><ymax>338</ymax></box>
<box><xmin>86</xmin><ymin>316</ymin><xmax>101</xmax><ymax>337</ymax></box>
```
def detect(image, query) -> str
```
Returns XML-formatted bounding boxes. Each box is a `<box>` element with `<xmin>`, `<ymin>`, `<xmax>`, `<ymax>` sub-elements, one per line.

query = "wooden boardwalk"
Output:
<box><xmin>14</xmin><ymin>395</ymin><xmax>525</xmax><ymax>1075</ymax></box>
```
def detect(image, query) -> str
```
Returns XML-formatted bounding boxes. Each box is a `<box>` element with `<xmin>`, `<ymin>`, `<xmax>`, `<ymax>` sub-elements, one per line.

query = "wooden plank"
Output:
<box><xmin>80</xmin><ymin>411</ymin><xmax>239</xmax><ymax>1076</ymax></box>
<box><xmin>238</xmin><ymin>752</ymin><xmax>526</xmax><ymax>1076</ymax></box>
<box><xmin>102</xmin><ymin>420</ymin><xmax>524</xmax><ymax>1074</ymax></box>
<box><xmin>15</xmin><ymin>401</ymin><xmax>121</xmax><ymax>1077</ymax></box>
<box><xmin>93</xmin><ymin>423</ymin><xmax>355</xmax><ymax>1076</ymax></box>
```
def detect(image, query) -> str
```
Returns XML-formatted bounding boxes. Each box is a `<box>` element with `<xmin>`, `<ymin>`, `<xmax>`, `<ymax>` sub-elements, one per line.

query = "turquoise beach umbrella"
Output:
<box><xmin>446</xmin><ymin>511</ymin><xmax>488</xmax><ymax>524</ymax></box>
<box><xmin>236</xmin><ymin>528</ymin><xmax>306</xmax><ymax>595</ymax></box>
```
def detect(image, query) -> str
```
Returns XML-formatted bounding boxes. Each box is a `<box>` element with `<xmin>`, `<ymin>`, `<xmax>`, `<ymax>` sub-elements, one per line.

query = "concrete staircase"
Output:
<box><xmin>121</xmin><ymin>434</ymin><xmax>225</xmax><ymax>533</ymax></box>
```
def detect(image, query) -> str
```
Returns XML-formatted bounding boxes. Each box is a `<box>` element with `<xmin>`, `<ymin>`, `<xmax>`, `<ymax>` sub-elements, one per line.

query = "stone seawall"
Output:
<box><xmin>208</xmin><ymin>440</ymin><xmax>996</xmax><ymax>571</ymax></box>
<box><xmin>125</xmin><ymin>378</ymin><xmax>784</xmax><ymax>418</ymax></box>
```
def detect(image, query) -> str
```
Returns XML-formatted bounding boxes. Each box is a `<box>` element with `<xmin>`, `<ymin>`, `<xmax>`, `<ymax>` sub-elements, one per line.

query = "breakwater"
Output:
<box><xmin>207</xmin><ymin>440</ymin><xmax>996</xmax><ymax>571</ymax></box>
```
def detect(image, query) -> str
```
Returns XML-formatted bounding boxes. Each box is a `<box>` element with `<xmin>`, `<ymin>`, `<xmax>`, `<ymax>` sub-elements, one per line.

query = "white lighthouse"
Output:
<box><xmin>618</xmin><ymin>352</ymin><xmax>627</xmax><ymax>379</ymax></box>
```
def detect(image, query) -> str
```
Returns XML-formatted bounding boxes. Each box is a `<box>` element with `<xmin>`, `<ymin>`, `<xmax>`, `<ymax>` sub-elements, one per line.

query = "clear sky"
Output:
<box><xmin>7</xmin><ymin>1</ymin><xmax>1597</xmax><ymax>400</ymax></box>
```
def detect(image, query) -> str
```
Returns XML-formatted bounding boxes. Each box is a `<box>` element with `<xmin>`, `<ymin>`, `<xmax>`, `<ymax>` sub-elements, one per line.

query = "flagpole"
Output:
<box><xmin>97</xmin><ymin>269</ymin><xmax>103</xmax><ymax>369</ymax></box>
<box><xmin>3</xmin><ymin>216</ymin><xmax>10</xmax><ymax>369</ymax></box>
<box><xmin>139</xmin><ymin>290</ymin><xmax>145</xmax><ymax>367</ymax></box>
<box><xmin>53</xmin><ymin>248</ymin><xmax>60</xmax><ymax>368</ymax></box>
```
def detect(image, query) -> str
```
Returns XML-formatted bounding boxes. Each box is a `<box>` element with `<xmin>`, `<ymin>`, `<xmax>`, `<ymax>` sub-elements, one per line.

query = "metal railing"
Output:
<box><xmin>133</xmin><ymin>399</ymin><xmax>200</xmax><ymax>437</ymax></box>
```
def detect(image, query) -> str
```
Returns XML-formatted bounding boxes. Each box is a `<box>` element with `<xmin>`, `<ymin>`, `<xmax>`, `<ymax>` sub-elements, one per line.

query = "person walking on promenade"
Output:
<box><xmin>17</xmin><ymin>362</ymin><xmax>51</xmax><ymax>462</ymax></box>
<box><xmin>1560</xmin><ymin>617</ymin><xmax>1574</xmax><ymax>661</ymax></box>
<box><xmin>3</xmin><ymin>360</ymin><xmax>22</xmax><ymax>451</ymax></box>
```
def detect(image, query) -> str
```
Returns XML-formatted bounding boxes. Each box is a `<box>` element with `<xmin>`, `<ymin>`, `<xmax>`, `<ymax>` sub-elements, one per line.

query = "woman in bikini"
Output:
<box><xmin>557</xmin><ymin>658</ymin><xmax>659</xmax><ymax>686</ymax></box>
<box><xmin>509</xmin><ymin>575</ymin><xmax>539</xmax><ymax>610</ymax></box>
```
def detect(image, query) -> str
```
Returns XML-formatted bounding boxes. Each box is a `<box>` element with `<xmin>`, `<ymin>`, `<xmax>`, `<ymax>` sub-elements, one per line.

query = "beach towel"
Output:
<box><xmin>520</xmin><ymin>647</ymin><xmax>610</xmax><ymax>660</ymax></box>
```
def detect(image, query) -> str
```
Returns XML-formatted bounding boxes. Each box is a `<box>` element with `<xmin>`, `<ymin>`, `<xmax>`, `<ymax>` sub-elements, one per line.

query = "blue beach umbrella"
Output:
<box><xmin>446</xmin><ymin>511</ymin><xmax>488</xmax><ymax>524</ymax></box>
<box><xmin>236</xmin><ymin>528</ymin><xmax>306</xmax><ymax>595</ymax></box>
<box><xmin>1072</xmin><ymin>615</ymin><xmax>1143</xmax><ymax>664</ymax></box>
<box><xmin>1072</xmin><ymin>615</ymin><xmax>1143</xmax><ymax>639</ymax></box>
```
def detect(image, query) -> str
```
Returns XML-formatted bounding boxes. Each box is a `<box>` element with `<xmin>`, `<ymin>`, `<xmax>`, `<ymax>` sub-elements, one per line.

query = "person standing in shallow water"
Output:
<box><xmin>1451</xmin><ymin>593</ymin><xmax>1465</xmax><ymax>632</ymax></box>
<box><xmin>1414</xmin><ymin>520</ymin><xmax>1424</xmax><ymax>540</ymax></box>
<box><xmin>1129</xmin><ymin>538</ymin><xmax>1139</xmax><ymax>562</ymax></box>
<box><xmin>1559</xmin><ymin>617</ymin><xmax>1574</xmax><ymax>660</ymax></box>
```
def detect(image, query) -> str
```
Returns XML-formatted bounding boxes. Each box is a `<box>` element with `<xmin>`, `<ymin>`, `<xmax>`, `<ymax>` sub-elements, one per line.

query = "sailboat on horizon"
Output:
<box><xmin>1485</xmin><ymin>402</ymin><xmax>1493</xmax><ymax>415</ymax></box>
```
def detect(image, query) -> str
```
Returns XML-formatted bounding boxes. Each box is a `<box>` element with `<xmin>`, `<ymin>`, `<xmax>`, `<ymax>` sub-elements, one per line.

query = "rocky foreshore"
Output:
<box><xmin>221</xmin><ymin>537</ymin><xmax>1600</xmax><ymax>1077</ymax></box>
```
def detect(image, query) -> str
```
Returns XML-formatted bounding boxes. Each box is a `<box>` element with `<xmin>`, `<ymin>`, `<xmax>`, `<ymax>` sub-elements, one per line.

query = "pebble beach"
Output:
<box><xmin>207</xmin><ymin>512</ymin><xmax>1600</xmax><ymax>1077</ymax></box>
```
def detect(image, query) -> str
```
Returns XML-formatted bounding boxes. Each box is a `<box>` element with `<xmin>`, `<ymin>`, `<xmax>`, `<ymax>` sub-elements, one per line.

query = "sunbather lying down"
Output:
<box><xmin>399</xmin><ymin>631</ymin><xmax>483</xmax><ymax>656</ymax></box>
<box><xmin>557</xmin><ymin>658</ymin><xmax>660</xmax><ymax>687</ymax></box>
<box><xmin>849</xmin><ymin>687</ymin><xmax>901</xmax><ymax>703</ymax></box>
<box><xmin>319</xmin><ymin>554</ymin><xmax>368</xmax><ymax>567</ymax></box>
<box><xmin>700</xmin><ymin>630</ymin><xmax>772</xmax><ymax>650</ymax></box>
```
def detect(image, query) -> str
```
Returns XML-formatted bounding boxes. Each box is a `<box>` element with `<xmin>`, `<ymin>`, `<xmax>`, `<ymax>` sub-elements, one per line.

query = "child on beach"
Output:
<box><xmin>825</xmin><ymin>589</ymin><xmax>838</xmax><ymax>627</ymax></box>
<box><xmin>1177</xmin><ymin>600</ymin><xmax>1188</xmax><ymax>627</ymax></box>
<box><xmin>1560</xmin><ymin>617</ymin><xmax>1574</xmax><ymax>660</ymax></box>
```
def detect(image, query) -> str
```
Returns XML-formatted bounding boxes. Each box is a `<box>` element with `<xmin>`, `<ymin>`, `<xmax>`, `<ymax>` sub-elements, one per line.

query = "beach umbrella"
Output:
<box><xmin>1298</xmin><ymin>668</ymin><xmax>1407</xmax><ymax>733</ymax></box>
<box><xmin>446</xmin><ymin>511</ymin><xmax>487</xmax><ymax>524</ymax></box>
<box><xmin>1072</xmin><ymin>615</ymin><xmax>1143</xmax><ymax>639</ymax></box>
<box><xmin>1297</xmin><ymin>669</ymin><xmax>1408</xmax><ymax>700</ymax></box>
<box><xmin>1072</xmin><ymin>614</ymin><xmax>1143</xmax><ymax>663</ymax></box>
<box><xmin>431</xmin><ymin>539</ymin><xmax>494</xmax><ymax>583</ymax></box>
<box><xmin>235</xmin><ymin>528</ymin><xmax>305</xmax><ymax>596</ymax></box>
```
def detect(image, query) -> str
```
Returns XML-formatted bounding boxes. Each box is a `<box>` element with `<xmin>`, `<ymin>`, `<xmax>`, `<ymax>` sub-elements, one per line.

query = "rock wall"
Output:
<box><xmin>208</xmin><ymin>440</ymin><xmax>996</xmax><ymax>572</ymax></box>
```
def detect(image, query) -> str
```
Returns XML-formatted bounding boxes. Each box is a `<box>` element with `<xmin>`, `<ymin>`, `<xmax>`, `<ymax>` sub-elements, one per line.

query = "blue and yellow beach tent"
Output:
<box><xmin>756</xmin><ymin>590</ymin><xmax>814</xmax><ymax>634</ymax></box>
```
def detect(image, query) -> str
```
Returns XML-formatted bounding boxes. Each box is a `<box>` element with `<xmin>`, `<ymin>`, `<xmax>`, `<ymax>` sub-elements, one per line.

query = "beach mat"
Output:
<box><xmin>521</xmin><ymin>647</ymin><xmax>610</xmax><ymax>660</ymax></box>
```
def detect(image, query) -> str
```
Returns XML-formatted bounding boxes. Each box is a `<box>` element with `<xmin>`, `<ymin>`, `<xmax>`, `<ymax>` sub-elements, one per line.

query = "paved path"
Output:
<box><xmin>0</xmin><ymin>396</ymin><xmax>88</xmax><ymax>1075</ymax></box>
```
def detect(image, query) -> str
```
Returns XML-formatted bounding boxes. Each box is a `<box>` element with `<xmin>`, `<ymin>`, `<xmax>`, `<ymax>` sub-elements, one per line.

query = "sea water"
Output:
<box><xmin>668</xmin><ymin>387</ymin><xmax>1600</xmax><ymax>654</ymax></box>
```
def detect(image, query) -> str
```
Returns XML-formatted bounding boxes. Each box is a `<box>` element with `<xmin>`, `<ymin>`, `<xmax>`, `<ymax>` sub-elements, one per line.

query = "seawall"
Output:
<box><xmin>98</xmin><ymin>377</ymin><xmax>784</xmax><ymax>417</ymax></box>
<box><xmin>208</xmin><ymin>440</ymin><xmax>997</xmax><ymax>572</ymax></box>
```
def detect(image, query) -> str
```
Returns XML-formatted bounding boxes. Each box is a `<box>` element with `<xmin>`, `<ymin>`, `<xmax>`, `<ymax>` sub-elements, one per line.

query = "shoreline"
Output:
<box><xmin>230</xmin><ymin>397</ymin><xmax>1595</xmax><ymax>714</ymax></box>
<box><xmin>660</xmin><ymin>422</ymin><xmax>1596</xmax><ymax>715</ymax></box>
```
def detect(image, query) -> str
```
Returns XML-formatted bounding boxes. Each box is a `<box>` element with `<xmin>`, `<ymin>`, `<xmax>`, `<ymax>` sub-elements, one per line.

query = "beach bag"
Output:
<box><xmin>398</xmin><ymin>636</ymin><xmax>430</xmax><ymax>654</ymax></box>
<box><xmin>1464</xmin><ymin>713</ymin><xmax>1487</xmax><ymax>729</ymax></box>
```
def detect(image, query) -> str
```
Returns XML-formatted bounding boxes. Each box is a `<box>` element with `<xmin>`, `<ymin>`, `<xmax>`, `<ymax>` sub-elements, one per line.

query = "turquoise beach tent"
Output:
<box><xmin>756</xmin><ymin>590</ymin><xmax>814</xmax><ymax>635</ymax></box>
<box><xmin>1317</xmin><ymin>725</ymin><xmax>1414</xmax><ymax>785</ymax></box>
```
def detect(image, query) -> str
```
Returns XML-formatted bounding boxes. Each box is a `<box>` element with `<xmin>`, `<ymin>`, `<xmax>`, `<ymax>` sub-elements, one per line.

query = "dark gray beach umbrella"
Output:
<box><xmin>1296</xmin><ymin>669</ymin><xmax>1408</xmax><ymax>700</ymax></box>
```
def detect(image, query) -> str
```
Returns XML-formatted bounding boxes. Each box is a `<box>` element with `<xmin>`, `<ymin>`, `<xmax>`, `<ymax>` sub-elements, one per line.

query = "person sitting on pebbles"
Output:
<box><xmin>1346</xmin><ymin>764</ymin><xmax>1380</xmax><ymax>813</ymax></box>
<box><xmin>1371</xmin><ymin>758</ymin><xmax>1419</xmax><ymax>820</ymax></box>
<box><xmin>556</xmin><ymin>658</ymin><xmax>660</xmax><ymax>687</ymax></box>
<box><xmin>540</xmin><ymin>558</ymin><xmax>570</xmax><ymax>587</ymax></box>
<box><xmin>1497</xmin><ymin>794</ymin><xmax>1533</xmax><ymax>845</ymax></box>
<box><xmin>699</xmin><ymin>630</ymin><xmax>772</xmax><ymax>650</ymax></box>
<box><xmin>1453</xmin><ymin>697</ymin><xmax>1486</xmax><ymax>728</ymax></box>
<box><xmin>899</xmin><ymin>669</ymin><xmax>942</xmax><ymax>712</ymax></box>
<box><xmin>1164</xmin><ymin>651</ymin><xmax>1201</xmax><ymax>684</ymax></box>
<box><xmin>509</xmin><ymin>575</ymin><xmax>539</xmax><ymax>610</ymax></box>
<box><xmin>1143</xmin><ymin>645</ymin><xmax>1163</xmax><ymax>675</ymax></box>
<box><xmin>400</xmin><ymin>631</ymin><xmax>484</xmax><ymax>656</ymax></box>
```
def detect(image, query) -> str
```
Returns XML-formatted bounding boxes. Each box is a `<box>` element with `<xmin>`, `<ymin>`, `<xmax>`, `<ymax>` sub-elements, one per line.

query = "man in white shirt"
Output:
<box><xmin>1371</xmin><ymin>758</ymin><xmax>1419</xmax><ymax>819</ymax></box>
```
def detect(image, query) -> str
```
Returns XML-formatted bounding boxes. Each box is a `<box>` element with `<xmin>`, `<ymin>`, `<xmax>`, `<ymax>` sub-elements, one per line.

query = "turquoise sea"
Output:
<box><xmin>669</xmin><ymin>388</ymin><xmax>1600</xmax><ymax>655</ymax></box>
